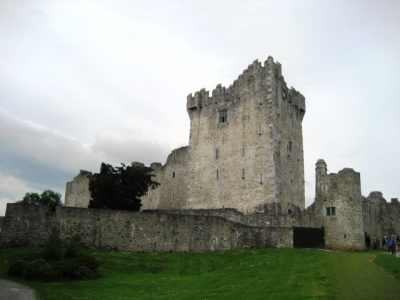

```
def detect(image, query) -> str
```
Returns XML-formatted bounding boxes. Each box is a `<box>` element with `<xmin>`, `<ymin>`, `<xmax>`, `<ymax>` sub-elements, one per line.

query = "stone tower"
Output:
<box><xmin>185</xmin><ymin>56</ymin><xmax>306</xmax><ymax>214</ymax></box>
<box><xmin>314</xmin><ymin>159</ymin><xmax>364</xmax><ymax>251</ymax></box>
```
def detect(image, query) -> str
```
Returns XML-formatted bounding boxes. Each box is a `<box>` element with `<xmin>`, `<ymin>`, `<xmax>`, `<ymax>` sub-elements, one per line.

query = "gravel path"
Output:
<box><xmin>0</xmin><ymin>279</ymin><xmax>35</xmax><ymax>300</ymax></box>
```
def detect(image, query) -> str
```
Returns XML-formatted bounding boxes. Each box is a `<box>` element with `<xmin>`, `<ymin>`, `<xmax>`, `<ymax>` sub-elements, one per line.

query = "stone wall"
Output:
<box><xmin>0</xmin><ymin>204</ymin><xmax>293</xmax><ymax>252</ymax></box>
<box><xmin>153</xmin><ymin>203</ymin><xmax>302</xmax><ymax>228</ymax></box>
<box><xmin>65</xmin><ymin>170</ymin><xmax>92</xmax><ymax>207</ymax></box>
<box><xmin>141</xmin><ymin>147</ymin><xmax>189</xmax><ymax>210</ymax></box>
<box><xmin>363</xmin><ymin>192</ymin><xmax>400</xmax><ymax>241</ymax></box>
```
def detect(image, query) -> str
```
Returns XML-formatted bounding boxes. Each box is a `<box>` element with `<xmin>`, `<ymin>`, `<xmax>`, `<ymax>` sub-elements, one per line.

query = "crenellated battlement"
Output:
<box><xmin>187</xmin><ymin>56</ymin><xmax>305</xmax><ymax>117</ymax></box>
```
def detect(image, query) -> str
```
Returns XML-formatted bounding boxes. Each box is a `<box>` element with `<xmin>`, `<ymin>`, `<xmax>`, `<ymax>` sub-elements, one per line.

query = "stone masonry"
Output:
<box><xmin>21</xmin><ymin>56</ymin><xmax>397</xmax><ymax>252</ymax></box>
<box><xmin>65</xmin><ymin>170</ymin><xmax>92</xmax><ymax>208</ymax></box>
<box><xmin>0</xmin><ymin>204</ymin><xmax>293</xmax><ymax>252</ymax></box>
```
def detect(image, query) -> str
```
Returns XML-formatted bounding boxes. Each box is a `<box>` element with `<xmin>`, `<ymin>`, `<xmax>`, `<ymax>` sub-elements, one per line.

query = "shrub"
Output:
<box><xmin>54</xmin><ymin>255</ymin><xmax>100</xmax><ymax>280</ymax></box>
<box><xmin>8</xmin><ymin>260</ymin><xmax>27</xmax><ymax>277</ymax></box>
<box><xmin>42</xmin><ymin>227</ymin><xmax>62</xmax><ymax>262</ymax></box>
<box><xmin>65</xmin><ymin>232</ymin><xmax>83</xmax><ymax>259</ymax></box>
<box><xmin>25</xmin><ymin>259</ymin><xmax>57</xmax><ymax>281</ymax></box>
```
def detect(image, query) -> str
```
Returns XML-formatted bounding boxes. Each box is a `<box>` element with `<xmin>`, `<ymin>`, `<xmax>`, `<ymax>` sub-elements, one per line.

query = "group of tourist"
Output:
<box><xmin>366</xmin><ymin>234</ymin><xmax>398</xmax><ymax>255</ymax></box>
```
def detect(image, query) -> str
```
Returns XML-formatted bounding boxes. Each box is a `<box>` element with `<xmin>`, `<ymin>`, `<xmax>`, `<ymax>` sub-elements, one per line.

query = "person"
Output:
<box><xmin>372</xmin><ymin>235</ymin><xmax>377</xmax><ymax>249</ymax></box>
<box><xmin>388</xmin><ymin>234</ymin><xmax>397</xmax><ymax>255</ymax></box>
<box><xmin>382</xmin><ymin>235</ymin><xmax>388</xmax><ymax>251</ymax></box>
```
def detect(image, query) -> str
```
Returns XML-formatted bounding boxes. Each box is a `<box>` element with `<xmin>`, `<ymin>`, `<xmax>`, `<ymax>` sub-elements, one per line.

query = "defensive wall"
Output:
<box><xmin>0</xmin><ymin>204</ymin><xmax>292</xmax><ymax>253</ymax></box>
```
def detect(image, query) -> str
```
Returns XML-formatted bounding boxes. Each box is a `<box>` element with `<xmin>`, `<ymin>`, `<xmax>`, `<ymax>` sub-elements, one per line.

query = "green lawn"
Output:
<box><xmin>0</xmin><ymin>247</ymin><xmax>399</xmax><ymax>300</ymax></box>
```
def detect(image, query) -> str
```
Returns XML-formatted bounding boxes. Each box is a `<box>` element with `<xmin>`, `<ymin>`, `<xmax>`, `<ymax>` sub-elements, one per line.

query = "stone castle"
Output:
<box><xmin>1</xmin><ymin>57</ymin><xmax>399</xmax><ymax>252</ymax></box>
<box><xmin>66</xmin><ymin>56</ymin><xmax>306</xmax><ymax>214</ymax></box>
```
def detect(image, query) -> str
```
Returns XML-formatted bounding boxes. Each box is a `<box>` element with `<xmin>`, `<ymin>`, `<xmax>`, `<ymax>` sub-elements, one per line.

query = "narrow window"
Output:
<box><xmin>219</xmin><ymin>110</ymin><xmax>228</xmax><ymax>123</ymax></box>
<box><xmin>257</xmin><ymin>126</ymin><xmax>262</xmax><ymax>135</ymax></box>
<box><xmin>172</xmin><ymin>171</ymin><xmax>175</xmax><ymax>178</ymax></box>
<box><xmin>215</xmin><ymin>148</ymin><xmax>219</xmax><ymax>159</ymax></box>
<box><xmin>216</xmin><ymin>170</ymin><xmax>219</xmax><ymax>180</ymax></box>
<box><xmin>242</xmin><ymin>168</ymin><xmax>245</xmax><ymax>179</ymax></box>
<box><xmin>331</xmin><ymin>207</ymin><xmax>336</xmax><ymax>216</ymax></box>
<box><xmin>172</xmin><ymin>193</ymin><xmax>175</xmax><ymax>200</ymax></box>
<box><xmin>344</xmin><ymin>234</ymin><xmax>347</xmax><ymax>239</ymax></box>
<box><xmin>326</xmin><ymin>207</ymin><xmax>331</xmax><ymax>216</ymax></box>
<box><xmin>288</xmin><ymin>209</ymin><xmax>292</xmax><ymax>214</ymax></box>
<box><xmin>241</xmin><ymin>147</ymin><xmax>245</xmax><ymax>156</ymax></box>
<box><xmin>259</xmin><ymin>173</ymin><xmax>264</xmax><ymax>184</ymax></box>
<box><xmin>173</xmin><ymin>155</ymin><xmax>176</xmax><ymax>161</ymax></box>
<box><xmin>287</xmin><ymin>141</ymin><xmax>292</xmax><ymax>154</ymax></box>
<box><xmin>289</xmin><ymin>171</ymin><xmax>293</xmax><ymax>181</ymax></box>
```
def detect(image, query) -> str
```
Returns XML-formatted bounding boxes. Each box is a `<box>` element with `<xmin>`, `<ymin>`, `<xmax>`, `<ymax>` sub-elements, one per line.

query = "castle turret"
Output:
<box><xmin>314</xmin><ymin>160</ymin><xmax>364</xmax><ymax>251</ymax></box>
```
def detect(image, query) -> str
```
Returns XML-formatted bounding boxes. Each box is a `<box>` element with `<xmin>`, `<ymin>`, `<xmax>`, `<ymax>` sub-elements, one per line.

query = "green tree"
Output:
<box><xmin>88</xmin><ymin>163</ymin><xmax>160</xmax><ymax>211</ymax></box>
<box><xmin>17</xmin><ymin>189</ymin><xmax>63</xmax><ymax>207</ymax></box>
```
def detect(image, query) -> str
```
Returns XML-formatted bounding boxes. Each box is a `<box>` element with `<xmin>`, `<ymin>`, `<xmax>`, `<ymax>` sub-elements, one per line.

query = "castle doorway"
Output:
<box><xmin>293</xmin><ymin>227</ymin><xmax>325</xmax><ymax>249</ymax></box>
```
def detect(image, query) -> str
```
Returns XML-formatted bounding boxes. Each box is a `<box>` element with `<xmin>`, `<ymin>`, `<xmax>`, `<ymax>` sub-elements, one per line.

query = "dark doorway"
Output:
<box><xmin>293</xmin><ymin>227</ymin><xmax>325</xmax><ymax>249</ymax></box>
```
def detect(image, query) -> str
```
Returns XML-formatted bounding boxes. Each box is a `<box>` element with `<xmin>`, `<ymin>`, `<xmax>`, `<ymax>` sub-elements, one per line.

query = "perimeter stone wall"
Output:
<box><xmin>0</xmin><ymin>204</ymin><xmax>293</xmax><ymax>252</ymax></box>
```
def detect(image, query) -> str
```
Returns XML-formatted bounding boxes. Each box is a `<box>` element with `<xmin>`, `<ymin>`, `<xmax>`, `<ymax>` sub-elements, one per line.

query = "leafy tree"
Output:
<box><xmin>88</xmin><ymin>163</ymin><xmax>160</xmax><ymax>211</ymax></box>
<box><xmin>17</xmin><ymin>189</ymin><xmax>63</xmax><ymax>207</ymax></box>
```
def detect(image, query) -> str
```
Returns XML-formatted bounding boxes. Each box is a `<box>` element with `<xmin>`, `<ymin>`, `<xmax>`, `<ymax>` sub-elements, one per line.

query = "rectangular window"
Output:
<box><xmin>257</xmin><ymin>126</ymin><xmax>262</xmax><ymax>135</ymax></box>
<box><xmin>215</xmin><ymin>148</ymin><xmax>219</xmax><ymax>159</ymax></box>
<box><xmin>289</xmin><ymin>171</ymin><xmax>293</xmax><ymax>181</ymax></box>
<box><xmin>242</xmin><ymin>168</ymin><xmax>245</xmax><ymax>179</ymax></box>
<box><xmin>219</xmin><ymin>110</ymin><xmax>228</xmax><ymax>123</ymax></box>
<box><xmin>241</xmin><ymin>147</ymin><xmax>245</xmax><ymax>156</ymax></box>
<box><xmin>172</xmin><ymin>171</ymin><xmax>175</xmax><ymax>178</ymax></box>
<box><xmin>326</xmin><ymin>207</ymin><xmax>336</xmax><ymax>216</ymax></box>
<box><xmin>216</xmin><ymin>170</ymin><xmax>219</xmax><ymax>180</ymax></box>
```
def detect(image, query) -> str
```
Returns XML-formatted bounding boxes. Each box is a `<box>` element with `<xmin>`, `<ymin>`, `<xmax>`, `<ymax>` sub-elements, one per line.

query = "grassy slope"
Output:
<box><xmin>0</xmin><ymin>248</ymin><xmax>399</xmax><ymax>300</ymax></box>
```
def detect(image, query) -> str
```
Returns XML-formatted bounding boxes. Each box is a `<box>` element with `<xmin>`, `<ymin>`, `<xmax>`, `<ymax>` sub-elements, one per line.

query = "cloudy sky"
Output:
<box><xmin>1</xmin><ymin>0</ymin><xmax>399</xmax><ymax>216</ymax></box>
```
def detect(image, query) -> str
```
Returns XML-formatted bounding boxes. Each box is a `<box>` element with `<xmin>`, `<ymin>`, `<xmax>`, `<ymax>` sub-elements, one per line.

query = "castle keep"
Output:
<box><xmin>1</xmin><ymin>57</ymin><xmax>398</xmax><ymax>252</ymax></box>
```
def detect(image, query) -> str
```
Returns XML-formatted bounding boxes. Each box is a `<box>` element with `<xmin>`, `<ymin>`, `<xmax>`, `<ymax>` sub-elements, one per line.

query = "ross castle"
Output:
<box><xmin>1</xmin><ymin>57</ymin><xmax>399</xmax><ymax>252</ymax></box>
<box><xmin>66</xmin><ymin>56</ymin><xmax>306</xmax><ymax>214</ymax></box>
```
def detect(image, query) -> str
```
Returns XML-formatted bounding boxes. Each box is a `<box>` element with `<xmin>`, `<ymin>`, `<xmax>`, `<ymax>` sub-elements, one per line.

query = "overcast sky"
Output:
<box><xmin>1</xmin><ymin>0</ymin><xmax>399</xmax><ymax>216</ymax></box>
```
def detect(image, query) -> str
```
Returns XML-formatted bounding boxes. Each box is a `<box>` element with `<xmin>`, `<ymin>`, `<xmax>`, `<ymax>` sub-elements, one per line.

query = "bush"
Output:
<box><xmin>42</xmin><ymin>227</ymin><xmax>62</xmax><ymax>262</ymax></box>
<box><xmin>25</xmin><ymin>259</ymin><xmax>57</xmax><ymax>281</ymax></box>
<box><xmin>65</xmin><ymin>233</ymin><xmax>83</xmax><ymax>259</ymax></box>
<box><xmin>8</xmin><ymin>260</ymin><xmax>27</xmax><ymax>277</ymax></box>
<box><xmin>7</xmin><ymin>231</ymin><xmax>100</xmax><ymax>281</ymax></box>
<box><xmin>54</xmin><ymin>255</ymin><xmax>100</xmax><ymax>280</ymax></box>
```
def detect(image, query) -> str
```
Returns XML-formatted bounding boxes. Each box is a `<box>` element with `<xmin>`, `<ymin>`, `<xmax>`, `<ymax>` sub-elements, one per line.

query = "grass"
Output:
<box><xmin>0</xmin><ymin>247</ymin><xmax>400</xmax><ymax>300</ymax></box>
